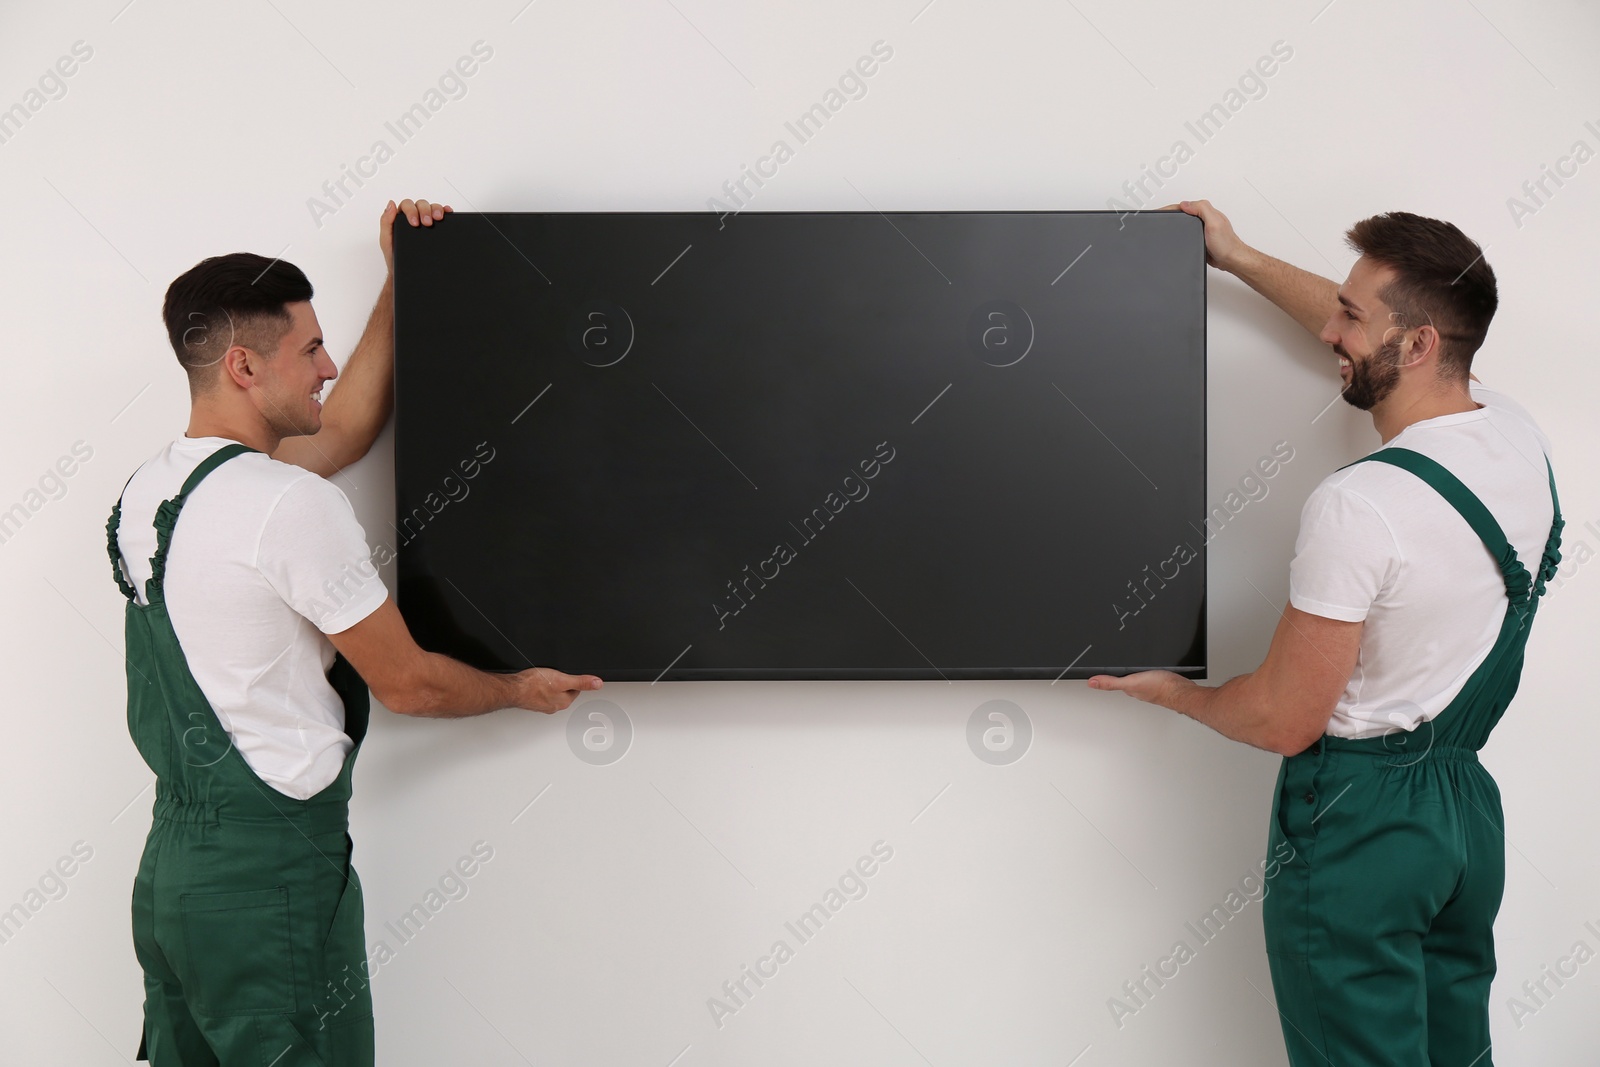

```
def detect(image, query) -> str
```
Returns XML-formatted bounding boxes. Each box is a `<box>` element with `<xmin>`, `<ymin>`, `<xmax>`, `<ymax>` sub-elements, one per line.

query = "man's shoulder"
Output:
<box><xmin>1298</xmin><ymin>454</ymin><xmax>1435</xmax><ymax>537</ymax></box>
<box><xmin>1303</xmin><ymin>458</ymin><xmax>1389</xmax><ymax>504</ymax></box>
<box><xmin>148</xmin><ymin>438</ymin><xmax>343</xmax><ymax>517</ymax></box>
<box><xmin>228</xmin><ymin>453</ymin><xmax>356</xmax><ymax>521</ymax></box>
<box><xmin>190</xmin><ymin>447</ymin><xmax>323</xmax><ymax>506</ymax></box>
<box><xmin>233</xmin><ymin>450</ymin><xmax>329</xmax><ymax>489</ymax></box>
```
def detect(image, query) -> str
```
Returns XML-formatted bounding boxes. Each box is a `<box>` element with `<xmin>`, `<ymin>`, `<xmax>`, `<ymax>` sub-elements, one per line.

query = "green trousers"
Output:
<box><xmin>1263</xmin><ymin>447</ymin><xmax>1562</xmax><ymax>1066</ymax></box>
<box><xmin>110</xmin><ymin>443</ymin><xmax>376</xmax><ymax>1065</ymax></box>
<box><xmin>1266</xmin><ymin>739</ymin><xmax>1507</xmax><ymax>1064</ymax></box>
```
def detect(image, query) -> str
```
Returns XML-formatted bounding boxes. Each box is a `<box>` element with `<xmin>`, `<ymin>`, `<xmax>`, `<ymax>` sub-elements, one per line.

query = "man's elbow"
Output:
<box><xmin>1266</xmin><ymin>709</ymin><xmax>1333</xmax><ymax>758</ymax></box>
<box><xmin>370</xmin><ymin>662</ymin><xmax>436</xmax><ymax>717</ymax></box>
<box><xmin>320</xmin><ymin>426</ymin><xmax>366</xmax><ymax>474</ymax></box>
<box><xmin>370</xmin><ymin>680</ymin><xmax>418</xmax><ymax>716</ymax></box>
<box><xmin>310</xmin><ymin>418</ymin><xmax>369</xmax><ymax>475</ymax></box>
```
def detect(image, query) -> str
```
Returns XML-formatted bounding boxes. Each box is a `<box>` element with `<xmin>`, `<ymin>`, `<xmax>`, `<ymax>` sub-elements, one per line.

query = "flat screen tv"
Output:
<box><xmin>392</xmin><ymin>210</ymin><xmax>1205</xmax><ymax>681</ymax></box>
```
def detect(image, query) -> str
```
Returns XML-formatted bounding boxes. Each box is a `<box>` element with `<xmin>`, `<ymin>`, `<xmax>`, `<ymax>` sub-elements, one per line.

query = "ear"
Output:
<box><xmin>1408</xmin><ymin>323</ymin><xmax>1443</xmax><ymax>366</ymax></box>
<box><xmin>221</xmin><ymin>345</ymin><xmax>258</xmax><ymax>390</ymax></box>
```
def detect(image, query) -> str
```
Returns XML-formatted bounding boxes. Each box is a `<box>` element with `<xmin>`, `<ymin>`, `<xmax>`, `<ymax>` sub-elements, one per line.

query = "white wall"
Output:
<box><xmin>2</xmin><ymin>1</ymin><xmax>1597</xmax><ymax>1063</ymax></box>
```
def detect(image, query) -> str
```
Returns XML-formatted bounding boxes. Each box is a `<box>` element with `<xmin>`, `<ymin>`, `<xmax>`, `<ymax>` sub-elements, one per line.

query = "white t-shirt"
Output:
<box><xmin>114</xmin><ymin>435</ymin><xmax>389</xmax><ymax>798</ymax></box>
<box><xmin>1289</xmin><ymin>382</ymin><xmax>1556</xmax><ymax>739</ymax></box>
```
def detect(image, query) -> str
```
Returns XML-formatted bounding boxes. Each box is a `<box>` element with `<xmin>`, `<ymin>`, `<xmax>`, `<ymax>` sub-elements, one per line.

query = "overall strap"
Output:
<box><xmin>145</xmin><ymin>443</ymin><xmax>260</xmax><ymax>604</ymax></box>
<box><xmin>1533</xmin><ymin>454</ymin><xmax>1564</xmax><ymax>600</ymax></box>
<box><xmin>1339</xmin><ymin>447</ymin><xmax>1560</xmax><ymax>621</ymax></box>
<box><xmin>105</xmin><ymin>468</ymin><xmax>142</xmax><ymax>603</ymax></box>
<box><xmin>1332</xmin><ymin>446</ymin><xmax>1562</xmax><ymax>752</ymax></box>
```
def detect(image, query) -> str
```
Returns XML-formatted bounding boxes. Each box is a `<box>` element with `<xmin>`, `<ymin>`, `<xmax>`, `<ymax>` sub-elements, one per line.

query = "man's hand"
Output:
<box><xmin>1087</xmin><ymin>669</ymin><xmax>1189</xmax><ymax>706</ymax></box>
<box><xmin>273</xmin><ymin>197</ymin><xmax>454</xmax><ymax>476</ymax></box>
<box><xmin>514</xmin><ymin>666</ymin><xmax>605</xmax><ymax>714</ymax></box>
<box><xmin>329</xmin><ymin>598</ymin><xmax>604</xmax><ymax>718</ymax></box>
<box><xmin>1162</xmin><ymin>198</ymin><xmax>1338</xmax><ymax>339</ymax></box>
<box><xmin>1160</xmin><ymin>199</ymin><xmax>1249</xmax><ymax>273</ymax></box>
<box><xmin>1086</xmin><ymin>605</ymin><xmax>1360</xmax><ymax>756</ymax></box>
<box><xmin>381</xmin><ymin>198</ymin><xmax>453</xmax><ymax>274</ymax></box>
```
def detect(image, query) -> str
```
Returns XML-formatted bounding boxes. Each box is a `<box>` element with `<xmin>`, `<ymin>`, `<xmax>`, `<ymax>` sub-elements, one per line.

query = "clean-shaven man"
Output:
<box><xmin>1090</xmin><ymin>200</ymin><xmax>1561</xmax><ymax>1066</ymax></box>
<box><xmin>107</xmin><ymin>198</ymin><xmax>603</xmax><ymax>1065</ymax></box>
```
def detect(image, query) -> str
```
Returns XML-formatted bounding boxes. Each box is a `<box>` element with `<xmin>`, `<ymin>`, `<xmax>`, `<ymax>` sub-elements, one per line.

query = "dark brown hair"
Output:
<box><xmin>162</xmin><ymin>253</ymin><xmax>314</xmax><ymax>394</ymax></box>
<box><xmin>1344</xmin><ymin>212</ymin><xmax>1497</xmax><ymax>380</ymax></box>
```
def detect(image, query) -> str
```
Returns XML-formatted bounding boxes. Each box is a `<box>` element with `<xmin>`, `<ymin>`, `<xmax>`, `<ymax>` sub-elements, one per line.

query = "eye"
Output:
<box><xmin>1342</xmin><ymin>309</ymin><xmax>1355</xmax><ymax>320</ymax></box>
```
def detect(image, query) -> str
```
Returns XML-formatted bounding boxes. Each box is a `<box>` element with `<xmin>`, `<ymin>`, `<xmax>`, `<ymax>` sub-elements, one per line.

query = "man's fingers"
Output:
<box><xmin>395</xmin><ymin>198</ymin><xmax>452</xmax><ymax>226</ymax></box>
<box><xmin>539</xmin><ymin>669</ymin><xmax>604</xmax><ymax>693</ymax></box>
<box><xmin>1087</xmin><ymin>674</ymin><xmax>1136</xmax><ymax>694</ymax></box>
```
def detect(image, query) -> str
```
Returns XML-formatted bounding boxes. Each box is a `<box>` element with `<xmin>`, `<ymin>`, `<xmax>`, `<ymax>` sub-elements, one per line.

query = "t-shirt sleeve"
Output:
<box><xmin>255</xmin><ymin>474</ymin><xmax>389</xmax><ymax>634</ymax></box>
<box><xmin>1288</xmin><ymin>479</ymin><xmax>1398</xmax><ymax>622</ymax></box>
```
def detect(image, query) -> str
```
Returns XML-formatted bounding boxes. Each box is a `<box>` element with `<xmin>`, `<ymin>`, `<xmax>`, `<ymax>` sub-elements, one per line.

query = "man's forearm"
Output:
<box><xmin>1157</xmin><ymin>671</ymin><xmax>1287</xmax><ymax>754</ymax></box>
<box><xmin>321</xmin><ymin>276</ymin><xmax>396</xmax><ymax>465</ymax></box>
<box><xmin>1227</xmin><ymin>245</ymin><xmax>1339</xmax><ymax>338</ymax></box>
<box><xmin>401</xmin><ymin>650</ymin><xmax>524</xmax><ymax>718</ymax></box>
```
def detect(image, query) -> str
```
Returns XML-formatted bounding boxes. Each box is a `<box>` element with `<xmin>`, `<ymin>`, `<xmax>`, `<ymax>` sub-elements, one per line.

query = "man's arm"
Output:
<box><xmin>1167</xmin><ymin>199</ymin><xmax>1338</xmax><ymax>339</ymax></box>
<box><xmin>273</xmin><ymin>280</ymin><xmax>394</xmax><ymax>476</ymax></box>
<box><xmin>327</xmin><ymin>597</ymin><xmax>602</xmax><ymax>717</ymax></box>
<box><xmin>1088</xmin><ymin>603</ymin><xmax>1362</xmax><ymax>756</ymax></box>
<box><xmin>274</xmin><ymin>198</ymin><xmax>450</xmax><ymax>476</ymax></box>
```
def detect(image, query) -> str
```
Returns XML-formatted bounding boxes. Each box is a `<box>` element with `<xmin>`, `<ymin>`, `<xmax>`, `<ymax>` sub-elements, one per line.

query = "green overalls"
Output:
<box><xmin>1263</xmin><ymin>447</ymin><xmax>1563</xmax><ymax>1067</ymax></box>
<box><xmin>107</xmin><ymin>443</ymin><xmax>377</xmax><ymax>1066</ymax></box>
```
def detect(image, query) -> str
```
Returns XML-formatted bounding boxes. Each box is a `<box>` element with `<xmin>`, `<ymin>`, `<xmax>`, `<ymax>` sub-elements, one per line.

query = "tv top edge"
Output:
<box><xmin>399</xmin><ymin>209</ymin><xmax>1202</xmax><ymax>219</ymax></box>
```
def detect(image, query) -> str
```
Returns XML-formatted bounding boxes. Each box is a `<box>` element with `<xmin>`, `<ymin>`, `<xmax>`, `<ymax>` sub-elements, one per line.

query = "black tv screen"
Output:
<box><xmin>392</xmin><ymin>210</ymin><xmax>1205</xmax><ymax>681</ymax></box>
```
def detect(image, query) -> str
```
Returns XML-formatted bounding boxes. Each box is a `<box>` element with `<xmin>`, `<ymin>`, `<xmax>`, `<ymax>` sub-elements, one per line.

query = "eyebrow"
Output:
<box><xmin>1336</xmin><ymin>293</ymin><xmax>1364</xmax><ymax>316</ymax></box>
<box><xmin>303</xmin><ymin>336</ymin><xmax>323</xmax><ymax>351</ymax></box>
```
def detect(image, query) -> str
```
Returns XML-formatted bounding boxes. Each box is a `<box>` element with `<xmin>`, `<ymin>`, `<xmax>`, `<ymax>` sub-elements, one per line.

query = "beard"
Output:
<box><xmin>1340</xmin><ymin>336</ymin><xmax>1403</xmax><ymax>411</ymax></box>
<box><xmin>261</xmin><ymin>384</ymin><xmax>321</xmax><ymax>438</ymax></box>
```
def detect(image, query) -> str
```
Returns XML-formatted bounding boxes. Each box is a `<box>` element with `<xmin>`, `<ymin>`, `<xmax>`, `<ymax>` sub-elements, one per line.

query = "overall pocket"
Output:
<box><xmin>320</xmin><ymin>863</ymin><xmax>374</xmax><ymax>1027</ymax></box>
<box><xmin>1263</xmin><ymin>752</ymin><xmax>1332</xmax><ymax>962</ymax></box>
<box><xmin>180</xmin><ymin>886</ymin><xmax>297</xmax><ymax>1016</ymax></box>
